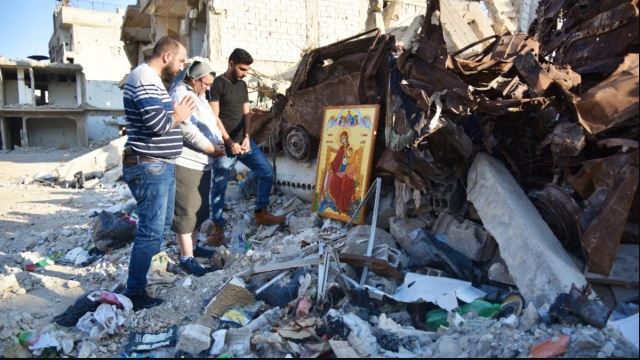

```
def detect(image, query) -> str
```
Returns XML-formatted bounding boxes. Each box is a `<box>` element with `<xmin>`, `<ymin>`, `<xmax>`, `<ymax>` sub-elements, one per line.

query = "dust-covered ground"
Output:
<box><xmin>0</xmin><ymin>148</ymin><xmax>638</xmax><ymax>358</ymax></box>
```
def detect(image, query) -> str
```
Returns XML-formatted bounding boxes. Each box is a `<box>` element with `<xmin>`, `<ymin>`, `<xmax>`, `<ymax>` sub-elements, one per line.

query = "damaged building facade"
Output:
<box><xmin>121</xmin><ymin>0</ymin><xmax>370</xmax><ymax>76</ymax></box>
<box><xmin>0</xmin><ymin>1</ymin><xmax>131</xmax><ymax>150</ymax></box>
<box><xmin>121</xmin><ymin>0</ymin><xmax>541</xmax><ymax>74</ymax></box>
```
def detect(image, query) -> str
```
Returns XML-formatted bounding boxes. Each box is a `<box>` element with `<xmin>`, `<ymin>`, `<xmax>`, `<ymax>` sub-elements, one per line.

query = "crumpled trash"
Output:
<box><xmin>230</xmin><ymin>219</ymin><xmax>251</xmax><ymax>254</ymax></box>
<box><xmin>326</xmin><ymin>309</ymin><xmax>378</xmax><ymax>357</ymax></box>
<box><xmin>28</xmin><ymin>331</ymin><xmax>74</xmax><ymax>356</ymax></box>
<box><xmin>54</xmin><ymin>291</ymin><xmax>101</xmax><ymax>327</ymax></box>
<box><xmin>125</xmin><ymin>326</ymin><xmax>178</xmax><ymax>353</ymax></box>
<box><xmin>92</xmin><ymin>210</ymin><xmax>137</xmax><ymax>252</ymax></box>
<box><xmin>63</xmin><ymin>247</ymin><xmax>89</xmax><ymax>265</ymax></box>
<box><xmin>23</xmin><ymin>257</ymin><xmax>55</xmax><ymax>271</ymax></box>
<box><xmin>407</xmin><ymin>228</ymin><xmax>477</xmax><ymax>282</ymax></box>
<box><xmin>219</xmin><ymin>302</ymin><xmax>262</xmax><ymax>329</ymax></box>
<box><xmin>209</xmin><ymin>329</ymin><xmax>228</xmax><ymax>356</ymax></box>
<box><xmin>252</xmin><ymin>268</ymin><xmax>306</xmax><ymax>307</ymax></box>
<box><xmin>76</xmin><ymin>292</ymin><xmax>132</xmax><ymax>338</ymax></box>
<box><xmin>425</xmin><ymin>299</ymin><xmax>502</xmax><ymax>331</ymax></box>
<box><xmin>146</xmin><ymin>251</ymin><xmax>179</xmax><ymax>285</ymax></box>
<box><xmin>87</xmin><ymin>290</ymin><xmax>133</xmax><ymax>310</ymax></box>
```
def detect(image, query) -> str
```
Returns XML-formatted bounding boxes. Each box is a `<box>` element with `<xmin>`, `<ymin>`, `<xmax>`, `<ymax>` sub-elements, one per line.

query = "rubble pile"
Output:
<box><xmin>1</xmin><ymin>0</ymin><xmax>639</xmax><ymax>358</ymax></box>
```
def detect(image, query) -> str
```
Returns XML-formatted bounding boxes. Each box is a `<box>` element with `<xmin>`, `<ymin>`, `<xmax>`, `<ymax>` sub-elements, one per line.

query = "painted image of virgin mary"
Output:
<box><xmin>326</xmin><ymin>131</ymin><xmax>356</xmax><ymax>214</ymax></box>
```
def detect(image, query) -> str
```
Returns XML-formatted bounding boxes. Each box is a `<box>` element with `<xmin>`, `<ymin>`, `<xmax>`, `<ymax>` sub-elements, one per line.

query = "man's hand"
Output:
<box><xmin>240</xmin><ymin>135</ymin><xmax>250</xmax><ymax>154</ymax></box>
<box><xmin>229</xmin><ymin>142</ymin><xmax>243</xmax><ymax>155</ymax></box>
<box><xmin>173</xmin><ymin>96</ymin><xmax>196</xmax><ymax>124</ymax></box>
<box><xmin>212</xmin><ymin>144</ymin><xmax>226</xmax><ymax>157</ymax></box>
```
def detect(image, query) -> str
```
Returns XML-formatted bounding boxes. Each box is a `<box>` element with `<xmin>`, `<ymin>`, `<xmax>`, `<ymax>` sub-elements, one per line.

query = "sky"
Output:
<box><xmin>0</xmin><ymin>0</ymin><xmax>137</xmax><ymax>60</ymax></box>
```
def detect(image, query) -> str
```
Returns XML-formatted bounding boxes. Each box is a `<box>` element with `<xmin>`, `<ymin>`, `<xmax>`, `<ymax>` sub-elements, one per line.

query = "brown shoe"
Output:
<box><xmin>206</xmin><ymin>222</ymin><xmax>225</xmax><ymax>246</ymax></box>
<box><xmin>255</xmin><ymin>208</ymin><xmax>285</xmax><ymax>225</ymax></box>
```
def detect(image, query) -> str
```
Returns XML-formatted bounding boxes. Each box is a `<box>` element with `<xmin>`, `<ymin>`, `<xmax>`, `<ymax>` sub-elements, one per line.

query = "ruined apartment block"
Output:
<box><xmin>0</xmin><ymin>2</ymin><xmax>131</xmax><ymax>150</ymax></box>
<box><xmin>122</xmin><ymin>0</ymin><xmax>537</xmax><ymax>76</ymax></box>
<box><xmin>122</xmin><ymin>0</ymin><xmax>369</xmax><ymax>76</ymax></box>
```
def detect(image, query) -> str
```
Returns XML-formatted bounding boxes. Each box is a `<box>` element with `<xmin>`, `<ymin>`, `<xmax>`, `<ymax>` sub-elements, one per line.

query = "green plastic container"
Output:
<box><xmin>425</xmin><ymin>300</ymin><xmax>502</xmax><ymax>330</ymax></box>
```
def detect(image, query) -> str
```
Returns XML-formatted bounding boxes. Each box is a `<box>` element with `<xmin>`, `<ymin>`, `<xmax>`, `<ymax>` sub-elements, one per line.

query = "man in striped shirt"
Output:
<box><xmin>121</xmin><ymin>36</ymin><xmax>194</xmax><ymax>310</ymax></box>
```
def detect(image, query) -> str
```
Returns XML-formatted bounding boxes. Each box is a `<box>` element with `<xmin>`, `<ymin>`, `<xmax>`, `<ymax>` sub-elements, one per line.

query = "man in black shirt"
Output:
<box><xmin>206</xmin><ymin>48</ymin><xmax>285</xmax><ymax>245</ymax></box>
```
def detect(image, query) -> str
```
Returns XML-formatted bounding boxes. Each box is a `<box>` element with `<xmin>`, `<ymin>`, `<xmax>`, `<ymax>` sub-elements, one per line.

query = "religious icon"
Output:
<box><xmin>313</xmin><ymin>105</ymin><xmax>380</xmax><ymax>224</ymax></box>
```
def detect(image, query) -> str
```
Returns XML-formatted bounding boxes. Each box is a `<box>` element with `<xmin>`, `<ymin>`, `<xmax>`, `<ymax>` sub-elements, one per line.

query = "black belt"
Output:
<box><xmin>122</xmin><ymin>154</ymin><xmax>161</xmax><ymax>164</ymax></box>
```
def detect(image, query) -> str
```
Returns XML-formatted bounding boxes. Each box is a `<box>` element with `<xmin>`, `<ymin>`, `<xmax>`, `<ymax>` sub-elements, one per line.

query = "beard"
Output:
<box><xmin>161</xmin><ymin>64</ymin><xmax>176</xmax><ymax>83</ymax></box>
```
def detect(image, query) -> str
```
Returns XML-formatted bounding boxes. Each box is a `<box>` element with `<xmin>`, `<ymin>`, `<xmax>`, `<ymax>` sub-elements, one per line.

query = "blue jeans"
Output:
<box><xmin>210</xmin><ymin>139</ymin><xmax>273</xmax><ymax>226</ymax></box>
<box><xmin>122</xmin><ymin>161</ymin><xmax>175</xmax><ymax>295</ymax></box>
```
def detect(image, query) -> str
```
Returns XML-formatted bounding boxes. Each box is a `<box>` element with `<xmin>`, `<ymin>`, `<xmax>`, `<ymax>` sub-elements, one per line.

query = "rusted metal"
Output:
<box><xmin>575</xmin><ymin>53</ymin><xmax>639</xmax><ymax>135</ymax></box>
<box><xmin>536</xmin><ymin>0</ymin><xmax>639</xmax><ymax>70</ymax></box>
<box><xmin>570</xmin><ymin>151</ymin><xmax>640</xmax><ymax>275</ymax></box>
<box><xmin>529</xmin><ymin>184</ymin><xmax>582</xmax><ymax>249</ymax></box>
<box><xmin>281</xmin><ymin>73</ymin><xmax>361</xmax><ymax>142</ymax></box>
<box><xmin>283</xmin><ymin>126</ymin><xmax>314</xmax><ymax>161</ymax></box>
<box><xmin>538</xmin><ymin>122</ymin><xmax>586</xmax><ymax>165</ymax></box>
<box><xmin>278</xmin><ymin>29</ymin><xmax>393</xmax><ymax>160</ymax></box>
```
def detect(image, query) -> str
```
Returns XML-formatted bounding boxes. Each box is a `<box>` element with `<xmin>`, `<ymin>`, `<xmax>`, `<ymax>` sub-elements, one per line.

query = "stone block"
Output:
<box><xmin>288</xmin><ymin>214</ymin><xmax>319</xmax><ymax>235</ymax></box>
<box><xmin>176</xmin><ymin>324</ymin><xmax>212</xmax><ymax>355</ymax></box>
<box><xmin>467</xmin><ymin>153</ymin><xmax>587</xmax><ymax>307</ymax></box>
<box><xmin>389</xmin><ymin>217</ymin><xmax>426</xmax><ymax>250</ymax></box>
<box><xmin>343</xmin><ymin>225</ymin><xmax>397</xmax><ymax>256</ymax></box>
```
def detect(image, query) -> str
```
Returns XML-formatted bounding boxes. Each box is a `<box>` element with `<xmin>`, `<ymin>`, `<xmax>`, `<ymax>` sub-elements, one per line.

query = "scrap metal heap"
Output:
<box><xmin>270</xmin><ymin>0</ymin><xmax>639</xmax><ymax>279</ymax></box>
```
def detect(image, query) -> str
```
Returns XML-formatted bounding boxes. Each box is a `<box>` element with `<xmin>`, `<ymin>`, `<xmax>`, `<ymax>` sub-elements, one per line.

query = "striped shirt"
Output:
<box><xmin>123</xmin><ymin>63</ymin><xmax>182</xmax><ymax>159</ymax></box>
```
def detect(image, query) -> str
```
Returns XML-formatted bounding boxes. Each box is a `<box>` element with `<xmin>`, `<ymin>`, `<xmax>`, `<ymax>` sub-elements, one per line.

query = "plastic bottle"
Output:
<box><xmin>18</xmin><ymin>331</ymin><xmax>39</xmax><ymax>347</ymax></box>
<box><xmin>229</xmin><ymin>219</ymin><xmax>250</xmax><ymax>254</ymax></box>
<box><xmin>425</xmin><ymin>300</ymin><xmax>502</xmax><ymax>330</ymax></box>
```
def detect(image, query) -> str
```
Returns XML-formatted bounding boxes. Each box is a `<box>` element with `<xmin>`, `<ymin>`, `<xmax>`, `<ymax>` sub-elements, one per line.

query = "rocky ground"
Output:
<box><xmin>0</xmin><ymin>148</ymin><xmax>638</xmax><ymax>358</ymax></box>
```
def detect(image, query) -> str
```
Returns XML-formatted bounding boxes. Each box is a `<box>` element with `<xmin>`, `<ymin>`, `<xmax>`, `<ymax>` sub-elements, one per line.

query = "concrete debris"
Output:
<box><xmin>175</xmin><ymin>324</ymin><xmax>212</xmax><ymax>355</ymax></box>
<box><xmin>389</xmin><ymin>217</ymin><xmax>427</xmax><ymax>252</ymax></box>
<box><xmin>467</xmin><ymin>152</ymin><xmax>587</xmax><ymax>307</ymax></box>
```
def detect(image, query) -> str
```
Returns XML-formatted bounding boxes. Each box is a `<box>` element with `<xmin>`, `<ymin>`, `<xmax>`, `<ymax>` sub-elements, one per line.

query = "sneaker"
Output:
<box><xmin>126</xmin><ymin>293</ymin><xmax>164</xmax><ymax>311</ymax></box>
<box><xmin>193</xmin><ymin>245</ymin><xmax>216</xmax><ymax>258</ymax></box>
<box><xmin>179</xmin><ymin>257</ymin><xmax>209</xmax><ymax>277</ymax></box>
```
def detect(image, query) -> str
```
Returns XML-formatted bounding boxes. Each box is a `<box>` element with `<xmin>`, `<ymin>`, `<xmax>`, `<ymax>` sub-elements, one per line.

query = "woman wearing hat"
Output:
<box><xmin>170</xmin><ymin>60</ymin><xmax>225</xmax><ymax>276</ymax></box>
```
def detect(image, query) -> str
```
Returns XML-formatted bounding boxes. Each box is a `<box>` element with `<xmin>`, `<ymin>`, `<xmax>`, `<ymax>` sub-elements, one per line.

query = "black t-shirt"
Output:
<box><xmin>207</xmin><ymin>75</ymin><xmax>249</xmax><ymax>143</ymax></box>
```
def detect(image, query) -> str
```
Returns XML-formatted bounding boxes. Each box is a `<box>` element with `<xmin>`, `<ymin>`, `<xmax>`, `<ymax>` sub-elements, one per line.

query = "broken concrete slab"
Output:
<box><xmin>288</xmin><ymin>214</ymin><xmax>319</xmax><ymax>235</ymax></box>
<box><xmin>53</xmin><ymin>136</ymin><xmax>126</xmax><ymax>182</ymax></box>
<box><xmin>389</xmin><ymin>217</ymin><xmax>426</xmax><ymax>251</ymax></box>
<box><xmin>467</xmin><ymin>153</ymin><xmax>587</xmax><ymax>307</ymax></box>
<box><xmin>343</xmin><ymin>225</ymin><xmax>398</xmax><ymax>256</ymax></box>
<box><xmin>175</xmin><ymin>324</ymin><xmax>212</xmax><ymax>355</ymax></box>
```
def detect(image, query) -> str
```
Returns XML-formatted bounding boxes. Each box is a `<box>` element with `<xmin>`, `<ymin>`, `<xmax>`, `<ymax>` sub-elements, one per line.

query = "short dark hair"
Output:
<box><xmin>229</xmin><ymin>48</ymin><xmax>253</xmax><ymax>65</ymax></box>
<box><xmin>152</xmin><ymin>36</ymin><xmax>182</xmax><ymax>58</ymax></box>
